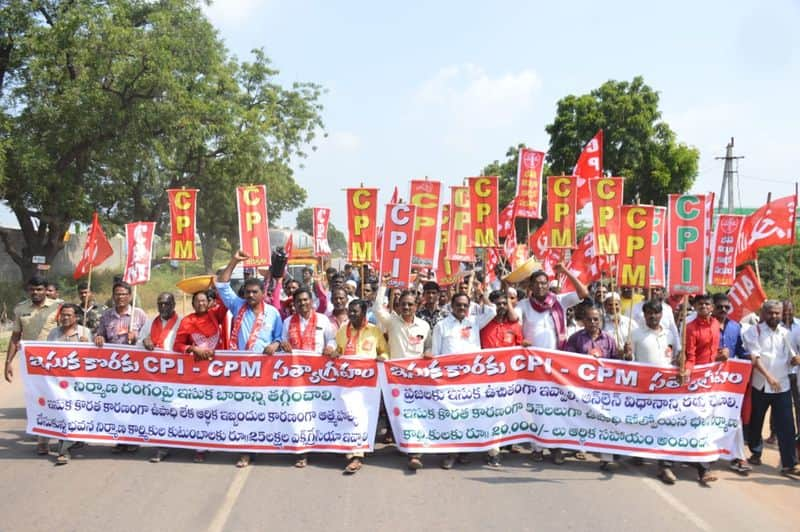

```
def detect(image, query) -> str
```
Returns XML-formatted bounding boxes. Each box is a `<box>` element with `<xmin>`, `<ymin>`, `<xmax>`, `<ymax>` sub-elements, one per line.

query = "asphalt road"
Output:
<box><xmin>0</xmin><ymin>374</ymin><xmax>797</xmax><ymax>532</ymax></box>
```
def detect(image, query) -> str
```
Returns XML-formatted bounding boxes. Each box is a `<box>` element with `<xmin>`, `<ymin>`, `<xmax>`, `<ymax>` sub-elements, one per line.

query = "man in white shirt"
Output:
<box><xmin>138</xmin><ymin>292</ymin><xmax>181</xmax><ymax>351</ymax></box>
<box><xmin>602</xmin><ymin>292</ymin><xmax>637</xmax><ymax>354</ymax></box>
<box><xmin>432</xmin><ymin>290</ymin><xmax>495</xmax><ymax>470</ymax></box>
<box><xmin>515</xmin><ymin>264</ymin><xmax>589</xmax><ymax>464</ymax></box>
<box><xmin>631</xmin><ymin>287</ymin><xmax>679</xmax><ymax>345</ymax></box>
<box><xmin>742</xmin><ymin>300</ymin><xmax>800</xmax><ymax>477</ymax></box>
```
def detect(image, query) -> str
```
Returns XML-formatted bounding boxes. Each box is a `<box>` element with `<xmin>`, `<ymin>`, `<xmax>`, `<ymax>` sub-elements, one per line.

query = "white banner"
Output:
<box><xmin>380</xmin><ymin>348</ymin><xmax>750</xmax><ymax>462</ymax></box>
<box><xmin>21</xmin><ymin>343</ymin><xmax>380</xmax><ymax>454</ymax></box>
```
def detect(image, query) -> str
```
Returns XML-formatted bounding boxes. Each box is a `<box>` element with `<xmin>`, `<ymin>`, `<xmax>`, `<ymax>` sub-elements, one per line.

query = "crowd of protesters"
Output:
<box><xmin>5</xmin><ymin>252</ymin><xmax>800</xmax><ymax>482</ymax></box>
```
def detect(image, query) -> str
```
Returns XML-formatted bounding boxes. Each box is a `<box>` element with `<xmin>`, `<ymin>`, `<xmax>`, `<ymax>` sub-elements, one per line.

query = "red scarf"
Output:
<box><xmin>344</xmin><ymin>323</ymin><xmax>364</xmax><ymax>355</ymax></box>
<box><xmin>150</xmin><ymin>313</ymin><xmax>178</xmax><ymax>348</ymax></box>
<box><xmin>288</xmin><ymin>312</ymin><xmax>317</xmax><ymax>351</ymax></box>
<box><xmin>230</xmin><ymin>302</ymin><xmax>267</xmax><ymax>351</ymax></box>
<box><xmin>530</xmin><ymin>293</ymin><xmax>567</xmax><ymax>349</ymax></box>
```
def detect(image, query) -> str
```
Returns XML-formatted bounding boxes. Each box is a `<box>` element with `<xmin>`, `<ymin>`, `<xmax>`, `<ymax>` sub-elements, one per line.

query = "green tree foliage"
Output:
<box><xmin>295</xmin><ymin>207</ymin><xmax>347</xmax><ymax>255</ymax></box>
<box><xmin>545</xmin><ymin>76</ymin><xmax>699</xmax><ymax>206</ymax></box>
<box><xmin>0</xmin><ymin>1</ymin><xmax>323</xmax><ymax>278</ymax></box>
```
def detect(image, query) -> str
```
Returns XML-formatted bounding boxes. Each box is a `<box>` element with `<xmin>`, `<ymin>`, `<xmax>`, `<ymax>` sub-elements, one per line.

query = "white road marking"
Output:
<box><xmin>207</xmin><ymin>465</ymin><xmax>252</xmax><ymax>532</ymax></box>
<box><xmin>639</xmin><ymin>476</ymin><xmax>713</xmax><ymax>531</ymax></box>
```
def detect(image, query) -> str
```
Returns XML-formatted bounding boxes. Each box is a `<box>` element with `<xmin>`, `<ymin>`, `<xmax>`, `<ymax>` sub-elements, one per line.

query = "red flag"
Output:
<box><xmin>499</xmin><ymin>199</ymin><xmax>517</xmax><ymax>259</ymax></box>
<box><xmin>73</xmin><ymin>212</ymin><xmax>114</xmax><ymax>280</ymax></box>
<box><xmin>312</xmin><ymin>207</ymin><xmax>331</xmax><ymax>256</ymax></box>
<box><xmin>709</xmin><ymin>214</ymin><xmax>745</xmax><ymax>286</ymax></box>
<box><xmin>727</xmin><ymin>265</ymin><xmax>767</xmax><ymax>322</ymax></box>
<box><xmin>485</xmin><ymin>247</ymin><xmax>500</xmax><ymax>284</ymax></box>
<box><xmin>529</xmin><ymin>223</ymin><xmax>550</xmax><ymax>259</ymax></box>
<box><xmin>737</xmin><ymin>194</ymin><xmax>797</xmax><ymax>265</ymax></box>
<box><xmin>284</xmin><ymin>233</ymin><xmax>294</xmax><ymax>258</ymax></box>
<box><xmin>123</xmin><ymin>222</ymin><xmax>156</xmax><ymax>286</ymax></box>
<box><xmin>573</xmin><ymin>130</ymin><xmax>603</xmax><ymax>211</ymax></box>
<box><xmin>561</xmin><ymin>232</ymin><xmax>607</xmax><ymax>291</ymax></box>
<box><xmin>389</xmin><ymin>186</ymin><xmax>399</xmax><ymax>204</ymax></box>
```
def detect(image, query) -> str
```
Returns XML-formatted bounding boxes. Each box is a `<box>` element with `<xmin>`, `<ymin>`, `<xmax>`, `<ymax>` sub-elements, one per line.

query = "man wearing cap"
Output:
<box><xmin>602</xmin><ymin>292</ymin><xmax>637</xmax><ymax>353</ymax></box>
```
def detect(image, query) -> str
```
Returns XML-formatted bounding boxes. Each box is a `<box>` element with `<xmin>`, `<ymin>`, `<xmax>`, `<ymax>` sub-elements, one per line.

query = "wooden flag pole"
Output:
<box><xmin>84</xmin><ymin>263</ymin><xmax>94</xmax><ymax>318</ymax></box>
<box><xmin>181</xmin><ymin>262</ymin><xmax>187</xmax><ymax>315</ymax></box>
<box><xmin>679</xmin><ymin>294</ymin><xmax>688</xmax><ymax>380</ymax></box>
<box><xmin>786</xmin><ymin>182</ymin><xmax>798</xmax><ymax>297</ymax></box>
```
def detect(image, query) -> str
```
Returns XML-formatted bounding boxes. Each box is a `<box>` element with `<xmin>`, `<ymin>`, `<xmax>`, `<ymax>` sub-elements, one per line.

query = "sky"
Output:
<box><xmin>2</xmin><ymin>0</ymin><xmax>799</xmax><ymax>231</ymax></box>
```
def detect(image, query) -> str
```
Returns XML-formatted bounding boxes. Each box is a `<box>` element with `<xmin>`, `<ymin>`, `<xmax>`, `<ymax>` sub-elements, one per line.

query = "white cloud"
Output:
<box><xmin>204</xmin><ymin>0</ymin><xmax>272</xmax><ymax>26</ymax></box>
<box><xmin>414</xmin><ymin>64</ymin><xmax>542</xmax><ymax>129</ymax></box>
<box><xmin>326</xmin><ymin>131</ymin><xmax>361</xmax><ymax>152</ymax></box>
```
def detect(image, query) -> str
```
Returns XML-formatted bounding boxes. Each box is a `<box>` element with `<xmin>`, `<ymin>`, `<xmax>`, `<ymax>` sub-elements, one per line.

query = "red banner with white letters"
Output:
<box><xmin>546</xmin><ymin>176</ymin><xmax>577</xmax><ymax>249</ymax></box>
<box><xmin>709</xmin><ymin>214</ymin><xmax>745</xmax><ymax>286</ymax></box>
<box><xmin>516</xmin><ymin>148</ymin><xmax>545</xmax><ymax>218</ymax></box>
<box><xmin>649</xmin><ymin>207</ymin><xmax>666</xmax><ymax>287</ymax></box>
<box><xmin>312</xmin><ymin>207</ymin><xmax>331</xmax><ymax>256</ymax></box>
<box><xmin>236</xmin><ymin>185</ymin><xmax>271</xmax><ymax>267</ymax></box>
<box><xmin>727</xmin><ymin>266</ymin><xmax>767</xmax><ymax>322</ymax></box>
<box><xmin>468</xmin><ymin>176</ymin><xmax>499</xmax><ymax>248</ymax></box>
<box><xmin>123</xmin><ymin>222</ymin><xmax>156</xmax><ymax>286</ymax></box>
<box><xmin>379</xmin><ymin>204</ymin><xmax>417</xmax><ymax>287</ymax></box>
<box><xmin>589</xmin><ymin>177</ymin><xmax>624</xmax><ymax>255</ymax></box>
<box><xmin>346</xmin><ymin>188</ymin><xmax>379</xmax><ymax>264</ymax></box>
<box><xmin>409</xmin><ymin>180</ymin><xmax>442</xmax><ymax>268</ymax></box>
<box><xmin>667</xmin><ymin>194</ymin><xmax>708</xmax><ymax>295</ymax></box>
<box><xmin>167</xmin><ymin>189</ymin><xmax>198</xmax><ymax>261</ymax></box>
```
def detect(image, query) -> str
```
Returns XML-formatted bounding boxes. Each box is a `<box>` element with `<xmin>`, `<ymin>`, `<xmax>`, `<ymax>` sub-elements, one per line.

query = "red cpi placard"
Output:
<box><xmin>167</xmin><ymin>188</ymin><xmax>198</xmax><ymax>261</ymax></box>
<box><xmin>709</xmin><ymin>214</ymin><xmax>745</xmax><ymax>286</ymax></box>
<box><xmin>468</xmin><ymin>176</ymin><xmax>499</xmax><ymax>248</ymax></box>
<box><xmin>380</xmin><ymin>204</ymin><xmax>417</xmax><ymax>287</ymax></box>
<box><xmin>409</xmin><ymin>180</ymin><xmax>441</xmax><ymax>268</ymax></box>
<box><xmin>668</xmin><ymin>194</ymin><xmax>707</xmax><ymax>295</ymax></box>
<box><xmin>236</xmin><ymin>185</ymin><xmax>271</xmax><ymax>267</ymax></box>
<box><xmin>546</xmin><ymin>176</ymin><xmax>577</xmax><ymax>249</ymax></box>
<box><xmin>589</xmin><ymin>177</ymin><xmax>623</xmax><ymax>255</ymax></box>
<box><xmin>516</xmin><ymin>148</ymin><xmax>545</xmax><ymax>218</ymax></box>
<box><xmin>123</xmin><ymin>221</ymin><xmax>156</xmax><ymax>286</ymax></box>
<box><xmin>617</xmin><ymin>206</ymin><xmax>654</xmax><ymax>288</ymax></box>
<box><xmin>447</xmin><ymin>186</ymin><xmax>474</xmax><ymax>261</ymax></box>
<box><xmin>346</xmin><ymin>188</ymin><xmax>378</xmax><ymax>264</ymax></box>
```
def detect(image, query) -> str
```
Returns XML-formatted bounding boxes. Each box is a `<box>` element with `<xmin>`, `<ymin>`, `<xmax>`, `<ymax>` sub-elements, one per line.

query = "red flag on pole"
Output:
<box><xmin>736</xmin><ymin>194</ymin><xmax>797</xmax><ymax>265</ymax></box>
<box><xmin>573</xmin><ymin>130</ymin><xmax>604</xmax><ymax>211</ymax></box>
<box><xmin>727</xmin><ymin>266</ymin><xmax>767</xmax><ymax>322</ymax></box>
<box><xmin>284</xmin><ymin>233</ymin><xmax>294</xmax><ymax>259</ymax></box>
<box><xmin>73</xmin><ymin>212</ymin><xmax>114</xmax><ymax>280</ymax></box>
<box><xmin>123</xmin><ymin>222</ymin><xmax>156</xmax><ymax>286</ymax></box>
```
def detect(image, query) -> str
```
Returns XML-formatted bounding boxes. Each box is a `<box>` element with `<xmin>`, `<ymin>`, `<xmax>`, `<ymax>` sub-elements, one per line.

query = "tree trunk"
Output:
<box><xmin>200</xmin><ymin>232</ymin><xmax>219</xmax><ymax>273</ymax></box>
<box><xmin>0</xmin><ymin>206</ymin><xmax>69</xmax><ymax>281</ymax></box>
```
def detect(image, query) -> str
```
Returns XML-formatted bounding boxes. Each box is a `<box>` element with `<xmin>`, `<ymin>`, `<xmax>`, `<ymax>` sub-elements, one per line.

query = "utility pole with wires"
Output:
<box><xmin>715</xmin><ymin>137</ymin><xmax>745</xmax><ymax>213</ymax></box>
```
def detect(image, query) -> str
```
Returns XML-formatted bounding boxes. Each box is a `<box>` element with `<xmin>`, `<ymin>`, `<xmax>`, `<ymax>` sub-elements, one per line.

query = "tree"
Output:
<box><xmin>0</xmin><ymin>1</ymin><xmax>324</xmax><ymax>278</ymax></box>
<box><xmin>296</xmin><ymin>207</ymin><xmax>347</xmax><ymax>255</ymax></box>
<box><xmin>545</xmin><ymin>76</ymin><xmax>699</xmax><ymax>205</ymax></box>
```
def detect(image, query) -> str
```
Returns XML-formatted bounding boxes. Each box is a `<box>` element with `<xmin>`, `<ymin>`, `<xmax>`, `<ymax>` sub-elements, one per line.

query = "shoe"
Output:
<box><xmin>344</xmin><ymin>457</ymin><xmax>362</xmax><ymax>475</ymax></box>
<box><xmin>149</xmin><ymin>449</ymin><xmax>169</xmax><ymax>463</ymax></box>
<box><xmin>486</xmin><ymin>455</ymin><xmax>502</xmax><ymax>469</ymax></box>
<box><xmin>729</xmin><ymin>459</ymin><xmax>751</xmax><ymax>475</ymax></box>
<box><xmin>294</xmin><ymin>456</ymin><xmax>308</xmax><ymax>468</ymax></box>
<box><xmin>658</xmin><ymin>467</ymin><xmax>677</xmax><ymax>485</ymax></box>
<box><xmin>765</xmin><ymin>433</ymin><xmax>777</xmax><ymax>445</ymax></box>
<box><xmin>55</xmin><ymin>453</ymin><xmax>69</xmax><ymax>466</ymax></box>
<box><xmin>36</xmin><ymin>441</ymin><xmax>50</xmax><ymax>456</ymax></box>
<box><xmin>383</xmin><ymin>433</ymin><xmax>395</xmax><ymax>445</ymax></box>
<box><xmin>551</xmin><ymin>449</ymin><xmax>565</xmax><ymax>465</ymax></box>
<box><xmin>698</xmin><ymin>472</ymin><xmax>718</xmax><ymax>486</ymax></box>
<box><xmin>781</xmin><ymin>464</ymin><xmax>800</xmax><ymax>478</ymax></box>
<box><xmin>531</xmin><ymin>450</ymin><xmax>544</xmax><ymax>462</ymax></box>
<box><xmin>509</xmin><ymin>444</ymin><xmax>524</xmax><ymax>454</ymax></box>
<box><xmin>235</xmin><ymin>454</ymin><xmax>251</xmax><ymax>468</ymax></box>
<box><xmin>748</xmin><ymin>454</ymin><xmax>762</xmax><ymax>466</ymax></box>
<box><xmin>407</xmin><ymin>457</ymin><xmax>423</xmax><ymax>470</ymax></box>
<box><xmin>193</xmin><ymin>451</ymin><xmax>207</xmax><ymax>463</ymax></box>
<box><xmin>574</xmin><ymin>451</ymin><xmax>587</xmax><ymax>460</ymax></box>
<box><xmin>440</xmin><ymin>455</ymin><xmax>456</xmax><ymax>470</ymax></box>
<box><xmin>600</xmin><ymin>461</ymin><xmax>619</xmax><ymax>471</ymax></box>
<box><xmin>456</xmin><ymin>454</ymin><xmax>471</xmax><ymax>465</ymax></box>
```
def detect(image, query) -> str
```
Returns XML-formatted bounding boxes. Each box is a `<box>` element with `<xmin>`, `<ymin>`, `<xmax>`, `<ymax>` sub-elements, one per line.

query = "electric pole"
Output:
<box><xmin>715</xmin><ymin>137</ymin><xmax>744</xmax><ymax>213</ymax></box>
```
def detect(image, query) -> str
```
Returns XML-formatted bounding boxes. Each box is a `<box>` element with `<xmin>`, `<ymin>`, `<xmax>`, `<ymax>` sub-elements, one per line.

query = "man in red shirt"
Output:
<box><xmin>480</xmin><ymin>290</ymin><xmax>530</xmax><ymax>349</ymax></box>
<box><xmin>677</xmin><ymin>293</ymin><xmax>729</xmax><ymax>485</ymax></box>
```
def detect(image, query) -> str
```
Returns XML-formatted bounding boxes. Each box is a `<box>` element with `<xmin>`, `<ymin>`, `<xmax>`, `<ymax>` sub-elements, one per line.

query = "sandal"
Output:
<box><xmin>531</xmin><ymin>450</ymin><xmax>544</xmax><ymax>462</ymax></box>
<box><xmin>699</xmin><ymin>472</ymin><xmax>718</xmax><ymax>485</ymax></box>
<box><xmin>36</xmin><ymin>441</ymin><xmax>50</xmax><ymax>455</ymax></box>
<box><xmin>149</xmin><ymin>449</ymin><xmax>170</xmax><ymax>463</ymax></box>
<box><xmin>407</xmin><ymin>457</ymin><xmax>423</xmax><ymax>470</ymax></box>
<box><xmin>55</xmin><ymin>453</ymin><xmax>69</xmax><ymax>466</ymax></box>
<box><xmin>344</xmin><ymin>457</ymin><xmax>362</xmax><ymax>474</ymax></box>
<box><xmin>236</xmin><ymin>454</ymin><xmax>251</xmax><ymax>468</ymax></box>
<box><xmin>193</xmin><ymin>451</ymin><xmax>207</xmax><ymax>464</ymax></box>
<box><xmin>781</xmin><ymin>464</ymin><xmax>800</xmax><ymax>478</ymax></box>
<box><xmin>295</xmin><ymin>456</ymin><xmax>308</xmax><ymax>468</ymax></box>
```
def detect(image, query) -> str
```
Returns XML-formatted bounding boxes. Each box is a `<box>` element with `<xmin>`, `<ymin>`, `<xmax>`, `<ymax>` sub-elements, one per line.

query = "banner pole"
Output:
<box><xmin>130</xmin><ymin>284</ymin><xmax>138</xmax><ymax>341</ymax></box>
<box><xmin>679</xmin><ymin>294</ymin><xmax>688</xmax><ymax>380</ymax></box>
<box><xmin>181</xmin><ymin>262</ymin><xmax>187</xmax><ymax>315</ymax></box>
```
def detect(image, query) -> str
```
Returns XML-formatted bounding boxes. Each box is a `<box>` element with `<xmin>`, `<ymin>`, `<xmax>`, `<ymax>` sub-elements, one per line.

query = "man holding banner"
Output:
<box><xmin>216</xmin><ymin>250</ymin><xmax>283</xmax><ymax>469</ymax></box>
